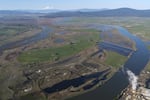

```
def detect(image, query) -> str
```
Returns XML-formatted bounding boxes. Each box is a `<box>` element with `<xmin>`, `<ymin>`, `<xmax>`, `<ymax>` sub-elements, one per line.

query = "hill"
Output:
<box><xmin>43</xmin><ymin>8</ymin><xmax>150</xmax><ymax>18</ymax></box>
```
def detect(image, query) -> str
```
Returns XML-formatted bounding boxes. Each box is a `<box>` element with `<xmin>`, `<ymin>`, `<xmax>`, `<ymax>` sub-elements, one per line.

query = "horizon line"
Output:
<box><xmin>0</xmin><ymin>7</ymin><xmax>150</xmax><ymax>11</ymax></box>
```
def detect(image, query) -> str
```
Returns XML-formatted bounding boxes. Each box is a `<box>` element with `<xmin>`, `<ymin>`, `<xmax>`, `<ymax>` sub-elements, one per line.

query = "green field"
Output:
<box><xmin>0</xmin><ymin>24</ymin><xmax>39</xmax><ymax>45</ymax></box>
<box><xmin>104</xmin><ymin>51</ymin><xmax>127</xmax><ymax>69</ymax></box>
<box><xmin>147</xmin><ymin>45</ymin><xmax>150</xmax><ymax>50</ymax></box>
<box><xmin>127</xmin><ymin>25</ymin><xmax>150</xmax><ymax>39</ymax></box>
<box><xmin>0</xmin><ymin>25</ymin><xmax>35</xmax><ymax>37</ymax></box>
<box><xmin>20</xmin><ymin>93</ymin><xmax>46</xmax><ymax>100</ymax></box>
<box><xmin>145</xmin><ymin>61</ymin><xmax>150</xmax><ymax>72</ymax></box>
<box><xmin>18</xmin><ymin>29</ymin><xmax>100</xmax><ymax>63</ymax></box>
<box><xmin>61</xmin><ymin>17</ymin><xmax>150</xmax><ymax>41</ymax></box>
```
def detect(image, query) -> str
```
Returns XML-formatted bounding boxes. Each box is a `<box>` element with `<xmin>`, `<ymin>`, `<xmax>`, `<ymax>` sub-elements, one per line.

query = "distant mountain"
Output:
<box><xmin>43</xmin><ymin>8</ymin><xmax>150</xmax><ymax>18</ymax></box>
<box><xmin>0</xmin><ymin>10</ymin><xmax>30</xmax><ymax>14</ymax></box>
<box><xmin>0</xmin><ymin>9</ymin><xmax>61</xmax><ymax>17</ymax></box>
<box><xmin>1</xmin><ymin>8</ymin><xmax>150</xmax><ymax>17</ymax></box>
<box><xmin>73</xmin><ymin>8</ymin><xmax>109</xmax><ymax>12</ymax></box>
<box><xmin>26</xmin><ymin>9</ymin><xmax>61</xmax><ymax>13</ymax></box>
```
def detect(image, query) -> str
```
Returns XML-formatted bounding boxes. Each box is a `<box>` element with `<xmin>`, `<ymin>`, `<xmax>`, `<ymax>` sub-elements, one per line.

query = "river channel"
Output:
<box><xmin>70</xmin><ymin>25</ymin><xmax>150</xmax><ymax>100</ymax></box>
<box><xmin>0</xmin><ymin>26</ymin><xmax>52</xmax><ymax>55</ymax></box>
<box><xmin>0</xmin><ymin>25</ymin><xmax>149</xmax><ymax>100</ymax></box>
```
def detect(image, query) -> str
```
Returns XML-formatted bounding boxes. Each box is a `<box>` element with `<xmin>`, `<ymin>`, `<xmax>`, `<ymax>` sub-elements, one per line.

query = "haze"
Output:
<box><xmin>0</xmin><ymin>0</ymin><xmax>150</xmax><ymax>10</ymax></box>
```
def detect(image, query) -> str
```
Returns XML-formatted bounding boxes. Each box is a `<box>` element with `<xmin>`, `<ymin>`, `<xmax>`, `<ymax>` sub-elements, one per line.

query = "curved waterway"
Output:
<box><xmin>0</xmin><ymin>26</ymin><xmax>52</xmax><ymax>55</ymax></box>
<box><xmin>69</xmin><ymin>26</ymin><xmax>150</xmax><ymax>100</ymax></box>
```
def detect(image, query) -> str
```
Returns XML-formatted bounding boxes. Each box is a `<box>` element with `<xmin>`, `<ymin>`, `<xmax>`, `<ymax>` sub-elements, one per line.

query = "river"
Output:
<box><xmin>0</xmin><ymin>26</ymin><xmax>52</xmax><ymax>55</ymax></box>
<box><xmin>0</xmin><ymin>25</ymin><xmax>149</xmax><ymax>100</ymax></box>
<box><xmin>69</xmin><ymin>25</ymin><xmax>150</xmax><ymax>100</ymax></box>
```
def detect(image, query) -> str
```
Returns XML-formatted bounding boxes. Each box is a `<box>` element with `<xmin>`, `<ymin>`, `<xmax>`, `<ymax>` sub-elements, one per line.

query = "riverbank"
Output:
<box><xmin>14</xmin><ymin>46</ymin><xmax>127</xmax><ymax>100</ymax></box>
<box><xmin>119</xmin><ymin>62</ymin><xmax>150</xmax><ymax>100</ymax></box>
<box><xmin>68</xmin><ymin>25</ymin><xmax>149</xmax><ymax>100</ymax></box>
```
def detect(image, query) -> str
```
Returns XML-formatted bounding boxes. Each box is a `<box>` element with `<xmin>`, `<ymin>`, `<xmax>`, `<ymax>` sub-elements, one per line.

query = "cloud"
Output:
<box><xmin>43</xmin><ymin>5</ymin><xmax>53</xmax><ymax>10</ymax></box>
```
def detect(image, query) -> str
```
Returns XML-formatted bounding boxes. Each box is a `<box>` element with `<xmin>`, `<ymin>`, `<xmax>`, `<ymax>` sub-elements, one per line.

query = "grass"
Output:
<box><xmin>0</xmin><ymin>25</ymin><xmax>32</xmax><ymax>36</ymax></box>
<box><xmin>104</xmin><ymin>51</ymin><xmax>127</xmax><ymax>69</ymax></box>
<box><xmin>127</xmin><ymin>25</ymin><xmax>150</xmax><ymax>38</ymax></box>
<box><xmin>0</xmin><ymin>24</ymin><xmax>39</xmax><ymax>45</ymax></box>
<box><xmin>68</xmin><ymin>28</ymin><xmax>100</xmax><ymax>33</ymax></box>
<box><xmin>20</xmin><ymin>93</ymin><xmax>47</xmax><ymax>100</ymax></box>
<box><xmin>18</xmin><ymin>29</ymin><xmax>100</xmax><ymax>63</ymax></box>
<box><xmin>62</xmin><ymin>17</ymin><xmax>150</xmax><ymax>41</ymax></box>
<box><xmin>145</xmin><ymin>61</ymin><xmax>150</xmax><ymax>72</ymax></box>
<box><xmin>148</xmin><ymin>45</ymin><xmax>150</xmax><ymax>50</ymax></box>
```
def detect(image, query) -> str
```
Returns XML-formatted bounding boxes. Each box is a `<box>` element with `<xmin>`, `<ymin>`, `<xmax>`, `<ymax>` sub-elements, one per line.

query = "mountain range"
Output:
<box><xmin>44</xmin><ymin>8</ymin><xmax>150</xmax><ymax>17</ymax></box>
<box><xmin>1</xmin><ymin>8</ymin><xmax>150</xmax><ymax>17</ymax></box>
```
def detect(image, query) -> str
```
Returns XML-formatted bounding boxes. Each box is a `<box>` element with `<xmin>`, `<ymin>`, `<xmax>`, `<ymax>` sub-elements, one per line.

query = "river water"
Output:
<box><xmin>0</xmin><ymin>25</ymin><xmax>149</xmax><ymax>100</ymax></box>
<box><xmin>0</xmin><ymin>26</ymin><xmax>52</xmax><ymax>55</ymax></box>
<box><xmin>70</xmin><ymin>26</ymin><xmax>150</xmax><ymax>100</ymax></box>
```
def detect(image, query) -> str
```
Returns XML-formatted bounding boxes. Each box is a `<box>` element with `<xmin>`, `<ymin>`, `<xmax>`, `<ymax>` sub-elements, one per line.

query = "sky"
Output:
<box><xmin>0</xmin><ymin>0</ymin><xmax>149</xmax><ymax>10</ymax></box>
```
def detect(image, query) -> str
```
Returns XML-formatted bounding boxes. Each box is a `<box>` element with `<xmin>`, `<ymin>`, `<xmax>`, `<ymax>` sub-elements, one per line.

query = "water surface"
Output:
<box><xmin>0</xmin><ymin>26</ymin><xmax>52</xmax><ymax>55</ymax></box>
<box><xmin>69</xmin><ymin>25</ymin><xmax>150</xmax><ymax>100</ymax></box>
